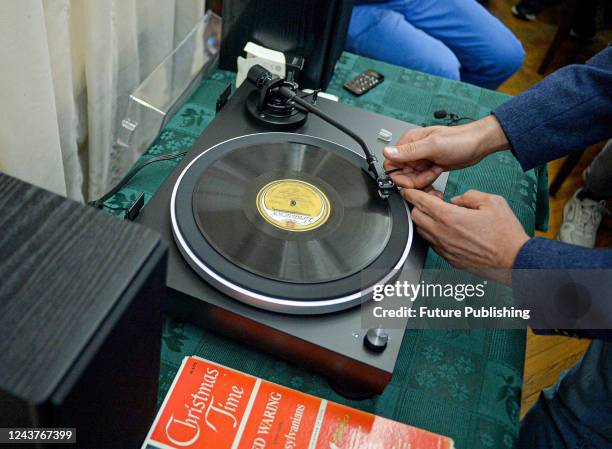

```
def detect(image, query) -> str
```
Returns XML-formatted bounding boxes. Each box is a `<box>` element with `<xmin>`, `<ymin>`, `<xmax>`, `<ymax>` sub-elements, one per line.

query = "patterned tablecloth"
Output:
<box><xmin>105</xmin><ymin>52</ymin><xmax>549</xmax><ymax>449</ymax></box>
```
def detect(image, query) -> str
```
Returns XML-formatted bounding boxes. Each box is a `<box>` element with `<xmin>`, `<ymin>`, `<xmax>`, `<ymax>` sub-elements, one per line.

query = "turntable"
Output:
<box><xmin>137</xmin><ymin>66</ymin><xmax>448</xmax><ymax>395</ymax></box>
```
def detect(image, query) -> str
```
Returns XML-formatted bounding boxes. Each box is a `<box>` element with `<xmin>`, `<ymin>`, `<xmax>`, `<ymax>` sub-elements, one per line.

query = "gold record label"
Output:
<box><xmin>256</xmin><ymin>179</ymin><xmax>331</xmax><ymax>231</ymax></box>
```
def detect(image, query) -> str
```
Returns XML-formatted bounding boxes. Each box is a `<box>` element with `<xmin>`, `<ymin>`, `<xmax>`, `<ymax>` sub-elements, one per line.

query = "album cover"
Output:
<box><xmin>141</xmin><ymin>356</ymin><xmax>454</xmax><ymax>449</ymax></box>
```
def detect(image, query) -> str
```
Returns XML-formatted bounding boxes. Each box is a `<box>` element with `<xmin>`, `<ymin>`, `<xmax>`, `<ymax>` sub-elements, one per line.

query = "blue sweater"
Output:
<box><xmin>493</xmin><ymin>47</ymin><xmax>612</xmax><ymax>338</ymax></box>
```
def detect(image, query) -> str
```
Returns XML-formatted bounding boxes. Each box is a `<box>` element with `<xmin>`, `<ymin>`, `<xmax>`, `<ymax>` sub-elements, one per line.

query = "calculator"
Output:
<box><xmin>343</xmin><ymin>69</ymin><xmax>385</xmax><ymax>96</ymax></box>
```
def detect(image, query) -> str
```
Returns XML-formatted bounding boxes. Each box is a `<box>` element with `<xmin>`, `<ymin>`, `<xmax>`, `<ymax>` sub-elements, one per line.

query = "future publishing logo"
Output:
<box><xmin>370</xmin><ymin>280</ymin><xmax>531</xmax><ymax>322</ymax></box>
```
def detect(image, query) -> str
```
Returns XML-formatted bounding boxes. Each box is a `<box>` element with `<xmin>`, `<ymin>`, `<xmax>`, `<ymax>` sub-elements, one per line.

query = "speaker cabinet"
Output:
<box><xmin>0</xmin><ymin>173</ymin><xmax>167</xmax><ymax>449</ymax></box>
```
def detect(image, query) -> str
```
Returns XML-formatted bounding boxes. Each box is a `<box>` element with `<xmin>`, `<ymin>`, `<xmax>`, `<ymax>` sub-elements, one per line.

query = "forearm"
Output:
<box><xmin>492</xmin><ymin>47</ymin><xmax>612</xmax><ymax>171</ymax></box>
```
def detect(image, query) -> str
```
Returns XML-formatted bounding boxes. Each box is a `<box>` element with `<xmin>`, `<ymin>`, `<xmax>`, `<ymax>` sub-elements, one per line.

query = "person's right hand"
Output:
<box><xmin>383</xmin><ymin>115</ymin><xmax>509</xmax><ymax>190</ymax></box>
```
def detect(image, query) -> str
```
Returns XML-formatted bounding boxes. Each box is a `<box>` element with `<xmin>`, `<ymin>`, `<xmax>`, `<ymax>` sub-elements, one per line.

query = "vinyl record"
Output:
<box><xmin>171</xmin><ymin>133</ymin><xmax>412</xmax><ymax>314</ymax></box>
<box><xmin>192</xmin><ymin>141</ymin><xmax>392</xmax><ymax>284</ymax></box>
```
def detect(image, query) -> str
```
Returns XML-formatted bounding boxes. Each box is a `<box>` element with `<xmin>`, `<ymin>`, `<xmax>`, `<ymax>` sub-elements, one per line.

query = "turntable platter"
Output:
<box><xmin>192</xmin><ymin>141</ymin><xmax>392</xmax><ymax>284</ymax></box>
<box><xmin>171</xmin><ymin>133</ymin><xmax>412</xmax><ymax>314</ymax></box>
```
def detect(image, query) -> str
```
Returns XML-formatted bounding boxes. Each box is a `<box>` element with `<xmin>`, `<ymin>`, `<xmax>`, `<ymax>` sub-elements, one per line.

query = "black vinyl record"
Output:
<box><xmin>171</xmin><ymin>133</ymin><xmax>412</xmax><ymax>314</ymax></box>
<box><xmin>192</xmin><ymin>141</ymin><xmax>392</xmax><ymax>284</ymax></box>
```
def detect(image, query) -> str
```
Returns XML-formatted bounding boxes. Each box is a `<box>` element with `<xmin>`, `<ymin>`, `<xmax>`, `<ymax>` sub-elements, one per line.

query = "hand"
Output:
<box><xmin>383</xmin><ymin>116</ymin><xmax>509</xmax><ymax>190</ymax></box>
<box><xmin>404</xmin><ymin>188</ymin><xmax>530</xmax><ymax>284</ymax></box>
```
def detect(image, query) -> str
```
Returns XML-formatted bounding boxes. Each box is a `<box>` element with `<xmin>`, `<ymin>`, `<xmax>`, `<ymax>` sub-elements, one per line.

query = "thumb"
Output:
<box><xmin>450</xmin><ymin>189</ymin><xmax>490</xmax><ymax>209</ymax></box>
<box><xmin>384</xmin><ymin>139</ymin><xmax>433</xmax><ymax>163</ymax></box>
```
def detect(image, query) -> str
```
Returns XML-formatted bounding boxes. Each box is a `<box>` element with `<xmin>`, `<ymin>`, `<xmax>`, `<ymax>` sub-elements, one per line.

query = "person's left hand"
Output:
<box><xmin>403</xmin><ymin>188</ymin><xmax>530</xmax><ymax>284</ymax></box>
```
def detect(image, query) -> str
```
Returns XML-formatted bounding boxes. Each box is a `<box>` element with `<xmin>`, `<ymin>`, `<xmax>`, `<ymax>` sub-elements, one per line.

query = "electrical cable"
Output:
<box><xmin>281</xmin><ymin>87</ymin><xmax>395</xmax><ymax>199</ymax></box>
<box><xmin>432</xmin><ymin>110</ymin><xmax>476</xmax><ymax>126</ymax></box>
<box><xmin>281</xmin><ymin>87</ymin><xmax>377</xmax><ymax>164</ymax></box>
<box><xmin>89</xmin><ymin>150</ymin><xmax>187</xmax><ymax>210</ymax></box>
<box><xmin>385</xmin><ymin>167</ymin><xmax>403</xmax><ymax>176</ymax></box>
<box><xmin>447</xmin><ymin>116</ymin><xmax>477</xmax><ymax>125</ymax></box>
<box><xmin>102</xmin><ymin>205</ymin><xmax>129</xmax><ymax>211</ymax></box>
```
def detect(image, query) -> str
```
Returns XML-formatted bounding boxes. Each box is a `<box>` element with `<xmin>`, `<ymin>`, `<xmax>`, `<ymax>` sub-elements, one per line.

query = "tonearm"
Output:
<box><xmin>245</xmin><ymin>64</ymin><xmax>395</xmax><ymax>200</ymax></box>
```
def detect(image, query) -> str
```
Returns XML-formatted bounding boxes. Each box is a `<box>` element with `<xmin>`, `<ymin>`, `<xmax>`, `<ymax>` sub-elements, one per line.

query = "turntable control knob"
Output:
<box><xmin>364</xmin><ymin>328</ymin><xmax>389</xmax><ymax>353</ymax></box>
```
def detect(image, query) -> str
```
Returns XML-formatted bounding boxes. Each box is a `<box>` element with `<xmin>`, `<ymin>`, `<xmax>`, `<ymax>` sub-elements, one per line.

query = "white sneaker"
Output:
<box><xmin>511</xmin><ymin>5</ymin><xmax>537</xmax><ymax>21</ymax></box>
<box><xmin>558</xmin><ymin>189</ymin><xmax>608</xmax><ymax>248</ymax></box>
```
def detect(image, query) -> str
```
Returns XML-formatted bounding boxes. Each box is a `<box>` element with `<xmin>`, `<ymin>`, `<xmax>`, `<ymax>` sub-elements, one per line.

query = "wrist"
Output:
<box><xmin>502</xmin><ymin>233</ymin><xmax>530</xmax><ymax>269</ymax></box>
<box><xmin>474</xmin><ymin>115</ymin><xmax>509</xmax><ymax>158</ymax></box>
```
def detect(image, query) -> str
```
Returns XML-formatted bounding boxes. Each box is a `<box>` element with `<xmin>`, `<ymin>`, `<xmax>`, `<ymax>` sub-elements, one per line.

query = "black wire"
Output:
<box><xmin>89</xmin><ymin>150</ymin><xmax>187</xmax><ymax>209</ymax></box>
<box><xmin>385</xmin><ymin>167</ymin><xmax>403</xmax><ymax>175</ymax></box>
<box><xmin>102</xmin><ymin>205</ymin><xmax>129</xmax><ymax>211</ymax></box>
<box><xmin>299</xmin><ymin>89</ymin><xmax>320</xmax><ymax>100</ymax></box>
<box><xmin>447</xmin><ymin>116</ymin><xmax>477</xmax><ymax>125</ymax></box>
<box><xmin>281</xmin><ymin>87</ymin><xmax>378</xmax><ymax>167</ymax></box>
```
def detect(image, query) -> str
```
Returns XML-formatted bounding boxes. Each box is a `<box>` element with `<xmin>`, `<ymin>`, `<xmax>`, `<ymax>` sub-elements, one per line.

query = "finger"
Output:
<box><xmin>450</xmin><ymin>189</ymin><xmax>491</xmax><ymax>209</ymax></box>
<box><xmin>403</xmin><ymin>188</ymin><xmax>453</xmax><ymax>220</ymax></box>
<box><xmin>407</xmin><ymin>167</ymin><xmax>443</xmax><ymax>189</ymax></box>
<box><xmin>384</xmin><ymin>139</ymin><xmax>433</xmax><ymax>164</ymax></box>
<box><xmin>389</xmin><ymin>173</ymin><xmax>415</xmax><ymax>189</ymax></box>
<box><xmin>387</xmin><ymin>165</ymin><xmax>417</xmax><ymax>188</ymax></box>
<box><xmin>424</xmin><ymin>188</ymin><xmax>444</xmax><ymax>200</ymax></box>
<box><xmin>385</xmin><ymin>163</ymin><xmax>430</xmax><ymax>177</ymax></box>
<box><xmin>412</xmin><ymin>159</ymin><xmax>434</xmax><ymax>171</ymax></box>
<box><xmin>422</xmin><ymin>236</ymin><xmax>464</xmax><ymax>268</ymax></box>
<box><xmin>410</xmin><ymin>206</ymin><xmax>439</xmax><ymax>235</ymax></box>
<box><xmin>390</xmin><ymin>167</ymin><xmax>441</xmax><ymax>189</ymax></box>
<box><xmin>411</xmin><ymin>208</ymin><xmax>451</xmax><ymax>253</ymax></box>
<box><xmin>416</xmin><ymin>226</ymin><xmax>438</xmax><ymax>246</ymax></box>
<box><xmin>384</xmin><ymin>158</ymin><xmax>434</xmax><ymax>176</ymax></box>
<box><xmin>383</xmin><ymin>159</ymin><xmax>401</xmax><ymax>172</ymax></box>
<box><xmin>431</xmin><ymin>245</ymin><xmax>461</xmax><ymax>269</ymax></box>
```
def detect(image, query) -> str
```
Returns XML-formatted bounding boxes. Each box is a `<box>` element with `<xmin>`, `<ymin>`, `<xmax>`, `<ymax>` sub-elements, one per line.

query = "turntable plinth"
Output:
<box><xmin>137</xmin><ymin>81</ymin><xmax>448</xmax><ymax>395</ymax></box>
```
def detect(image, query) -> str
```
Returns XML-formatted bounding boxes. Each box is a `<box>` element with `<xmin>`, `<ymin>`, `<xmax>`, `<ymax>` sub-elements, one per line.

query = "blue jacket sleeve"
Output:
<box><xmin>492</xmin><ymin>48</ymin><xmax>612</xmax><ymax>339</ymax></box>
<box><xmin>493</xmin><ymin>47</ymin><xmax>612</xmax><ymax>171</ymax></box>
<box><xmin>512</xmin><ymin>238</ymin><xmax>612</xmax><ymax>339</ymax></box>
<box><xmin>514</xmin><ymin>237</ymin><xmax>612</xmax><ymax>269</ymax></box>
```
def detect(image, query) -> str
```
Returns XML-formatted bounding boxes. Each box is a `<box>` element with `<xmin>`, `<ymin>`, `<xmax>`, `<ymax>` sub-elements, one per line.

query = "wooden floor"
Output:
<box><xmin>485</xmin><ymin>0</ymin><xmax>611</xmax><ymax>418</ymax></box>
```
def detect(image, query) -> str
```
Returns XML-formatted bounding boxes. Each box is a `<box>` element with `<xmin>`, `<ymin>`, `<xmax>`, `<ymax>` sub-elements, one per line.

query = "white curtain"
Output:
<box><xmin>0</xmin><ymin>0</ymin><xmax>205</xmax><ymax>201</ymax></box>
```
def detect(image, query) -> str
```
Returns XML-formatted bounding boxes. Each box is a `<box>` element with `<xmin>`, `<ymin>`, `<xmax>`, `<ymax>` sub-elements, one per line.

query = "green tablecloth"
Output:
<box><xmin>105</xmin><ymin>53</ymin><xmax>549</xmax><ymax>449</ymax></box>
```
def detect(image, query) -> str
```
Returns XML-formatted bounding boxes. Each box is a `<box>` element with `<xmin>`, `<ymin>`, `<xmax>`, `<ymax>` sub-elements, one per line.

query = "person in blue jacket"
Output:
<box><xmin>382</xmin><ymin>47</ymin><xmax>612</xmax><ymax>448</ymax></box>
<box><xmin>347</xmin><ymin>0</ymin><xmax>525</xmax><ymax>89</ymax></box>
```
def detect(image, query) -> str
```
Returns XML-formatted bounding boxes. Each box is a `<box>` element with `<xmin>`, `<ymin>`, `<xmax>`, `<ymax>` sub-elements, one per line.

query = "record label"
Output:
<box><xmin>256</xmin><ymin>179</ymin><xmax>330</xmax><ymax>232</ymax></box>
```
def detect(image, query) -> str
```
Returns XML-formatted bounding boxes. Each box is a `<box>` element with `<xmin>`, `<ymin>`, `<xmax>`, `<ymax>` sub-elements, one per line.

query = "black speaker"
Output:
<box><xmin>220</xmin><ymin>0</ymin><xmax>354</xmax><ymax>89</ymax></box>
<box><xmin>0</xmin><ymin>173</ymin><xmax>167</xmax><ymax>449</ymax></box>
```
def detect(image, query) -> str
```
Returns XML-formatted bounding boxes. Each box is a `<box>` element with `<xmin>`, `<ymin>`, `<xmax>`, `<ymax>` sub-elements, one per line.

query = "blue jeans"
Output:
<box><xmin>346</xmin><ymin>0</ymin><xmax>525</xmax><ymax>89</ymax></box>
<box><xmin>518</xmin><ymin>340</ymin><xmax>612</xmax><ymax>449</ymax></box>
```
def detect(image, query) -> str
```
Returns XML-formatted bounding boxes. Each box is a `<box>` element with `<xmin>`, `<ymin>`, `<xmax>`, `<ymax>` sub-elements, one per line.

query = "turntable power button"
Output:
<box><xmin>364</xmin><ymin>328</ymin><xmax>389</xmax><ymax>353</ymax></box>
